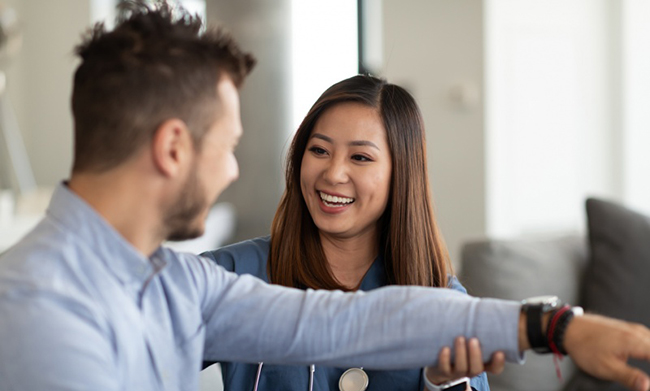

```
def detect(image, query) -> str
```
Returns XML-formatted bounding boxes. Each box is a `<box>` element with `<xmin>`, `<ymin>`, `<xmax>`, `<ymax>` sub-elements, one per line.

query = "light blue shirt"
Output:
<box><xmin>0</xmin><ymin>184</ymin><xmax>522</xmax><ymax>391</ymax></box>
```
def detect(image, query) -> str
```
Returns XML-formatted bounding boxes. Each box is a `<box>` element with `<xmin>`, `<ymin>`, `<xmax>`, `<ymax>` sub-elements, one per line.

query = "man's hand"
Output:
<box><xmin>564</xmin><ymin>314</ymin><xmax>650</xmax><ymax>391</ymax></box>
<box><xmin>425</xmin><ymin>336</ymin><xmax>505</xmax><ymax>389</ymax></box>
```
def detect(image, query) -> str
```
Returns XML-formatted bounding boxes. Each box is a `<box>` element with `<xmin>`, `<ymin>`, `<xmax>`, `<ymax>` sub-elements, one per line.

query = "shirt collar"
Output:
<box><xmin>358</xmin><ymin>252</ymin><xmax>387</xmax><ymax>290</ymax></box>
<box><xmin>46</xmin><ymin>183</ymin><xmax>167</xmax><ymax>287</ymax></box>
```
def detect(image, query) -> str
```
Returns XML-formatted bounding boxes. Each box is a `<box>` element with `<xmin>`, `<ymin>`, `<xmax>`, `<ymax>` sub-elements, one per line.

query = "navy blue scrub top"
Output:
<box><xmin>202</xmin><ymin>236</ymin><xmax>490</xmax><ymax>391</ymax></box>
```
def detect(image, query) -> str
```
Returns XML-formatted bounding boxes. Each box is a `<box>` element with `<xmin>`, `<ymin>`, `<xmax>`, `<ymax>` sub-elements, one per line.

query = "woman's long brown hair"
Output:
<box><xmin>269</xmin><ymin>75</ymin><xmax>450</xmax><ymax>290</ymax></box>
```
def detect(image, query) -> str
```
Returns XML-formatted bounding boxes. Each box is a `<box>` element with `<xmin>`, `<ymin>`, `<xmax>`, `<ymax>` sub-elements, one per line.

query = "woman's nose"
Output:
<box><xmin>322</xmin><ymin>158</ymin><xmax>348</xmax><ymax>184</ymax></box>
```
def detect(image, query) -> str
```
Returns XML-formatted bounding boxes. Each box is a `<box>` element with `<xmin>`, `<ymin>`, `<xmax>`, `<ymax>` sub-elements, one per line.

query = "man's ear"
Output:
<box><xmin>151</xmin><ymin>119</ymin><xmax>193</xmax><ymax>177</ymax></box>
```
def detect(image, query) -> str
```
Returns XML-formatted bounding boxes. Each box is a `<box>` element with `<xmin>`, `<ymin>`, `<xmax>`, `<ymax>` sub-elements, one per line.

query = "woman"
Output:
<box><xmin>203</xmin><ymin>75</ymin><xmax>496</xmax><ymax>391</ymax></box>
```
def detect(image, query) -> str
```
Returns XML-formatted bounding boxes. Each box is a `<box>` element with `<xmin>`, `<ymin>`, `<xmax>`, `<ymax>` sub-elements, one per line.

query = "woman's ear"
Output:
<box><xmin>151</xmin><ymin>119</ymin><xmax>193</xmax><ymax>177</ymax></box>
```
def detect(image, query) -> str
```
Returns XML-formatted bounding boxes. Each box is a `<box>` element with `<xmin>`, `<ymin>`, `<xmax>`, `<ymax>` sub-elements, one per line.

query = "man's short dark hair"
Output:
<box><xmin>71</xmin><ymin>1</ymin><xmax>255</xmax><ymax>173</ymax></box>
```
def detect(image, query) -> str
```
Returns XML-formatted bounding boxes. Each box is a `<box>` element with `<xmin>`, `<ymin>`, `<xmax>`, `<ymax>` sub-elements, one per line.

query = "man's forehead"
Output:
<box><xmin>213</xmin><ymin>77</ymin><xmax>242</xmax><ymax>139</ymax></box>
<box><xmin>216</xmin><ymin>76</ymin><xmax>239</xmax><ymax>102</ymax></box>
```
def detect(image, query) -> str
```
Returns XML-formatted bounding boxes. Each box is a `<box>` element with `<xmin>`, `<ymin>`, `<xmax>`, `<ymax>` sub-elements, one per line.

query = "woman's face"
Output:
<box><xmin>300</xmin><ymin>102</ymin><xmax>392</xmax><ymax>240</ymax></box>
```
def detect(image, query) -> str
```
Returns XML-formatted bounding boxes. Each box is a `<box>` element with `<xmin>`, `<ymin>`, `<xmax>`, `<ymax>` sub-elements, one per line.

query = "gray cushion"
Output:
<box><xmin>460</xmin><ymin>235</ymin><xmax>588</xmax><ymax>391</ymax></box>
<box><xmin>566</xmin><ymin>198</ymin><xmax>650</xmax><ymax>391</ymax></box>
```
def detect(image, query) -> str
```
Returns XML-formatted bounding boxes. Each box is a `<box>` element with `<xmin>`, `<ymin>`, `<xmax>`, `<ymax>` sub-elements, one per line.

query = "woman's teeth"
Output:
<box><xmin>319</xmin><ymin>192</ymin><xmax>354</xmax><ymax>207</ymax></box>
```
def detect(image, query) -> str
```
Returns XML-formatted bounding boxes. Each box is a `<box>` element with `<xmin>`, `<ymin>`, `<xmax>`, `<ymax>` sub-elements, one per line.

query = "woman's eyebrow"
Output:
<box><xmin>349</xmin><ymin>140</ymin><xmax>379</xmax><ymax>150</ymax></box>
<box><xmin>310</xmin><ymin>133</ymin><xmax>333</xmax><ymax>143</ymax></box>
<box><xmin>311</xmin><ymin>133</ymin><xmax>379</xmax><ymax>150</ymax></box>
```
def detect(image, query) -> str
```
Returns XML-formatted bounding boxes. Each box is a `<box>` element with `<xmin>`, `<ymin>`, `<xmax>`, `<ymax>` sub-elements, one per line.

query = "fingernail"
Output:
<box><xmin>469</xmin><ymin>338</ymin><xmax>479</xmax><ymax>347</ymax></box>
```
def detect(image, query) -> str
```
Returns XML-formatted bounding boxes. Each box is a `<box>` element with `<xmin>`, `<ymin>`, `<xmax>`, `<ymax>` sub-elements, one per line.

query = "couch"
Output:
<box><xmin>459</xmin><ymin>198</ymin><xmax>650</xmax><ymax>391</ymax></box>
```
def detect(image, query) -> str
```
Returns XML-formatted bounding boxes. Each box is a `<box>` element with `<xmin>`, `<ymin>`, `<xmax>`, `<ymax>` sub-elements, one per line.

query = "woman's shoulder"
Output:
<box><xmin>200</xmin><ymin>236</ymin><xmax>271</xmax><ymax>280</ymax></box>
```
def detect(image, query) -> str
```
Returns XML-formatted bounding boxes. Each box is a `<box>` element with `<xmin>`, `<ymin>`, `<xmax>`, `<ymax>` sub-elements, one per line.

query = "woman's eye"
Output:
<box><xmin>309</xmin><ymin>146</ymin><xmax>327</xmax><ymax>155</ymax></box>
<box><xmin>352</xmin><ymin>154</ymin><xmax>372</xmax><ymax>162</ymax></box>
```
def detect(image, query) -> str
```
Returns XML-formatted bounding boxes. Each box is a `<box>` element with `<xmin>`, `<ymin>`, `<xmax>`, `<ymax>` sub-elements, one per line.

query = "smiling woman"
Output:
<box><xmin>299</xmin><ymin>102</ymin><xmax>392</xmax><ymax>289</ymax></box>
<box><xmin>269</xmin><ymin>75</ymin><xmax>448</xmax><ymax>292</ymax></box>
<box><xmin>300</xmin><ymin>103</ymin><xmax>392</xmax><ymax>260</ymax></box>
<box><xmin>202</xmin><ymin>75</ymin><xmax>492</xmax><ymax>391</ymax></box>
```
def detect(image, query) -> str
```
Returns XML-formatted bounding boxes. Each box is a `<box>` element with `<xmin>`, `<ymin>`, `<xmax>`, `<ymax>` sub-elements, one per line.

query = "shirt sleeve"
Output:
<box><xmin>447</xmin><ymin>276</ymin><xmax>492</xmax><ymax>391</ymax></box>
<box><xmin>200</xmin><ymin>236</ymin><xmax>270</xmax><ymax>278</ymax></box>
<box><xmin>470</xmin><ymin>373</ymin><xmax>491</xmax><ymax>391</ymax></box>
<box><xmin>201</xmin><ymin>248</ymin><xmax>235</xmax><ymax>272</ymax></box>
<box><xmin>182</xmin><ymin>253</ymin><xmax>524</xmax><ymax>369</ymax></box>
<box><xmin>0</xmin><ymin>290</ymin><xmax>119</xmax><ymax>391</ymax></box>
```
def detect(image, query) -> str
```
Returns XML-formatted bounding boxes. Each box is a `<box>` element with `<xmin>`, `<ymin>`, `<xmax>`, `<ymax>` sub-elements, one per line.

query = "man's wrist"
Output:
<box><xmin>518</xmin><ymin>311</ymin><xmax>529</xmax><ymax>351</ymax></box>
<box><xmin>518</xmin><ymin>309</ymin><xmax>553</xmax><ymax>351</ymax></box>
<box><xmin>547</xmin><ymin>305</ymin><xmax>584</xmax><ymax>355</ymax></box>
<box><xmin>520</xmin><ymin>296</ymin><xmax>563</xmax><ymax>353</ymax></box>
<box><xmin>518</xmin><ymin>303</ymin><xmax>583</xmax><ymax>354</ymax></box>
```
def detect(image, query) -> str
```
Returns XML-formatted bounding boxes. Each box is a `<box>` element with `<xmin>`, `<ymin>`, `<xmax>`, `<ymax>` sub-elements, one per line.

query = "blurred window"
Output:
<box><xmin>290</xmin><ymin>0</ymin><xmax>358</xmax><ymax>134</ymax></box>
<box><xmin>621</xmin><ymin>0</ymin><xmax>650</xmax><ymax>215</ymax></box>
<box><xmin>94</xmin><ymin>1</ymin><xmax>206</xmax><ymax>27</ymax></box>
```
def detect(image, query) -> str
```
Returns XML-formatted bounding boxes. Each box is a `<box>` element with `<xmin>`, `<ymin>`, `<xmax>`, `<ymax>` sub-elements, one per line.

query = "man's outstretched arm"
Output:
<box><xmin>193</xmin><ymin>253</ymin><xmax>650</xmax><ymax>391</ymax></box>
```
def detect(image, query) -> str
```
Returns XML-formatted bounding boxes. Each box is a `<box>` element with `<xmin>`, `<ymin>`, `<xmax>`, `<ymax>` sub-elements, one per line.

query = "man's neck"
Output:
<box><xmin>319</xmin><ymin>229</ymin><xmax>379</xmax><ymax>290</ymax></box>
<box><xmin>68</xmin><ymin>170</ymin><xmax>165</xmax><ymax>256</ymax></box>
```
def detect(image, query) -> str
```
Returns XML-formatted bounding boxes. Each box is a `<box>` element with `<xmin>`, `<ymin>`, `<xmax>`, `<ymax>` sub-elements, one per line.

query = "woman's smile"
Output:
<box><xmin>318</xmin><ymin>190</ymin><xmax>355</xmax><ymax>211</ymax></box>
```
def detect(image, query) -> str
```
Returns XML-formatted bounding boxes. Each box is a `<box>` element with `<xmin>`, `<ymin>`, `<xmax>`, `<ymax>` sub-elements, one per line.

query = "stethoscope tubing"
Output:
<box><xmin>251</xmin><ymin>362</ymin><xmax>368</xmax><ymax>391</ymax></box>
<box><xmin>253</xmin><ymin>362</ymin><xmax>264</xmax><ymax>391</ymax></box>
<box><xmin>252</xmin><ymin>363</ymin><xmax>316</xmax><ymax>391</ymax></box>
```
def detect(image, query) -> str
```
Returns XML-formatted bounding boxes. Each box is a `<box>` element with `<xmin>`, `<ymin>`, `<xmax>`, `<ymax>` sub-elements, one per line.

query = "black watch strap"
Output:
<box><xmin>525</xmin><ymin>304</ymin><xmax>550</xmax><ymax>353</ymax></box>
<box><xmin>521</xmin><ymin>296</ymin><xmax>562</xmax><ymax>354</ymax></box>
<box><xmin>526</xmin><ymin>305</ymin><xmax>546</xmax><ymax>352</ymax></box>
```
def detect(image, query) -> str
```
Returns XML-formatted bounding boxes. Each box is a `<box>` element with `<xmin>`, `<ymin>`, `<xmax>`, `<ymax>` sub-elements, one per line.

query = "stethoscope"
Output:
<box><xmin>252</xmin><ymin>362</ymin><xmax>369</xmax><ymax>391</ymax></box>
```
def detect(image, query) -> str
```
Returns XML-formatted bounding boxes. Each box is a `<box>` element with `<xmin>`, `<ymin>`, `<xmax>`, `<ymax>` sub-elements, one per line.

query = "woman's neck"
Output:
<box><xmin>319</xmin><ymin>229</ymin><xmax>379</xmax><ymax>290</ymax></box>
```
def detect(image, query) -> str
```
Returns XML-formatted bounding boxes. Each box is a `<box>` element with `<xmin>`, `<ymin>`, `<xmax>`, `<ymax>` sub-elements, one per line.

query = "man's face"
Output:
<box><xmin>165</xmin><ymin>78</ymin><xmax>242</xmax><ymax>241</ymax></box>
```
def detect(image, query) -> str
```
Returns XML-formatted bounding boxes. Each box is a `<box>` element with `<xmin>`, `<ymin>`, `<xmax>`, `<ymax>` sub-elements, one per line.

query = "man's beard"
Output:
<box><xmin>164</xmin><ymin>169</ymin><xmax>208</xmax><ymax>242</ymax></box>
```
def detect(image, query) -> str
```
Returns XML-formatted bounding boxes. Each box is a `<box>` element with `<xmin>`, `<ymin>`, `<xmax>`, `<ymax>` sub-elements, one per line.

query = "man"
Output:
<box><xmin>0</xmin><ymin>3</ymin><xmax>649</xmax><ymax>391</ymax></box>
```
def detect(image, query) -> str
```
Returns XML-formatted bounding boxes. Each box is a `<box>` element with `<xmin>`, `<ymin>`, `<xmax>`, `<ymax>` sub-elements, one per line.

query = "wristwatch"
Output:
<box><xmin>521</xmin><ymin>295</ymin><xmax>562</xmax><ymax>354</ymax></box>
<box><xmin>422</xmin><ymin>371</ymin><xmax>470</xmax><ymax>391</ymax></box>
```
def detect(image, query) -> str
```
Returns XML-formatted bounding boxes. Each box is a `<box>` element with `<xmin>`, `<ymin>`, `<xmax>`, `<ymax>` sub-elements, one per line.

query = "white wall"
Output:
<box><xmin>379</xmin><ymin>0</ymin><xmax>632</xmax><ymax>264</ymax></box>
<box><xmin>206</xmin><ymin>0</ymin><xmax>292</xmax><ymax>242</ymax></box>
<box><xmin>7</xmin><ymin>0</ymin><xmax>89</xmax><ymax>186</ymax></box>
<box><xmin>621</xmin><ymin>0</ymin><xmax>650</xmax><ymax>215</ymax></box>
<box><xmin>381</xmin><ymin>0</ymin><xmax>486</xmax><ymax>265</ymax></box>
<box><xmin>485</xmin><ymin>0</ymin><xmax>619</xmax><ymax>237</ymax></box>
<box><xmin>4</xmin><ymin>0</ymin><xmax>26</xmax><ymax>168</ymax></box>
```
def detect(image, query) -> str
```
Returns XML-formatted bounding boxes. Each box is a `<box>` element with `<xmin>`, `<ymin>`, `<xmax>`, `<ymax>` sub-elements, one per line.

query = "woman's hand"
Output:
<box><xmin>424</xmin><ymin>337</ymin><xmax>506</xmax><ymax>390</ymax></box>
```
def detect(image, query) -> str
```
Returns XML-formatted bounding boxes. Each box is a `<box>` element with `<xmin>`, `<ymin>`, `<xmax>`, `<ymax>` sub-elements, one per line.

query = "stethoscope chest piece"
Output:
<box><xmin>339</xmin><ymin>367</ymin><xmax>369</xmax><ymax>391</ymax></box>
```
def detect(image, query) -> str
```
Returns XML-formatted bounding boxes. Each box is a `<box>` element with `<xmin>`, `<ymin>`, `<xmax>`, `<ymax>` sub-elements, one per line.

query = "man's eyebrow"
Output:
<box><xmin>310</xmin><ymin>133</ymin><xmax>380</xmax><ymax>150</ymax></box>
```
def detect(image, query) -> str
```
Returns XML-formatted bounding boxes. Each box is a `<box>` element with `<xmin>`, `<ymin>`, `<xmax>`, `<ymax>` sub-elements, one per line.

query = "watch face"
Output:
<box><xmin>440</xmin><ymin>377</ymin><xmax>470</xmax><ymax>390</ymax></box>
<box><xmin>442</xmin><ymin>380</ymin><xmax>469</xmax><ymax>391</ymax></box>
